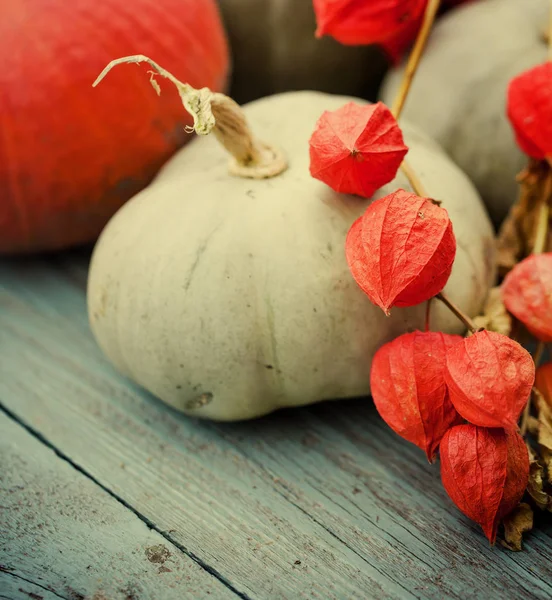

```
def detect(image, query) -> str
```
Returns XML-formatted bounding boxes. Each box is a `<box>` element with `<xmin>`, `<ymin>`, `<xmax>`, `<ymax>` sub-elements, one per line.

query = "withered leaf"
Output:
<box><xmin>535</xmin><ymin>389</ymin><xmax>552</xmax><ymax>451</ymax></box>
<box><xmin>496</xmin><ymin>160</ymin><xmax>549</xmax><ymax>275</ymax></box>
<box><xmin>534</xmin><ymin>390</ymin><xmax>552</xmax><ymax>493</ymax></box>
<box><xmin>496</xmin><ymin>209</ymin><xmax>524</xmax><ymax>275</ymax></box>
<box><xmin>473</xmin><ymin>287</ymin><xmax>512</xmax><ymax>336</ymax></box>
<box><xmin>527</xmin><ymin>445</ymin><xmax>551</xmax><ymax>511</ymax></box>
<box><xmin>526</xmin><ymin>415</ymin><xmax>540</xmax><ymax>437</ymax></box>
<box><xmin>501</xmin><ymin>503</ymin><xmax>533</xmax><ymax>552</ymax></box>
<box><xmin>541</xmin><ymin>448</ymin><xmax>552</xmax><ymax>488</ymax></box>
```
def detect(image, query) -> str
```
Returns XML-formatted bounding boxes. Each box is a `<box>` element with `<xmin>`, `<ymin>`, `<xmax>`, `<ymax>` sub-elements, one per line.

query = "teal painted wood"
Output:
<box><xmin>0</xmin><ymin>412</ymin><xmax>237</xmax><ymax>600</ymax></box>
<box><xmin>0</xmin><ymin>573</ymin><xmax>61</xmax><ymax>600</ymax></box>
<box><xmin>1</xmin><ymin>250</ymin><xmax>551</xmax><ymax>600</ymax></box>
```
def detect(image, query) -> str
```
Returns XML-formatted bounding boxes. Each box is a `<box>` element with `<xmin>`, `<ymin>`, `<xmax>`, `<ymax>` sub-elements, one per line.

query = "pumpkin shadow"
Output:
<box><xmin>212</xmin><ymin>395</ymin><xmax>379</xmax><ymax>438</ymax></box>
<box><xmin>0</xmin><ymin>244</ymin><xmax>93</xmax><ymax>290</ymax></box>
<box><xmin>0</xmin><ymin>243</ymin><xmax>94</xmax><ymax>264</ymax></box>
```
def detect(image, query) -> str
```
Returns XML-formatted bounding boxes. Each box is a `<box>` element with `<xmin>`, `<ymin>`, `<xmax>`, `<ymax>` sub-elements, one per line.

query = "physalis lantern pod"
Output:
<box><xmin>501</xmin><ymin>253</ymin><xmax>552</xmax><ymax>343</ymax></box>
<box><xmin>445</xmin><ymin>330</ymin><xmax>535</xmax><ymax>430</ymax></box>
<box><xmin>309</xmin><ymin>102</ymin><xmax>408</xmax><ymax>197</ymax></box>
<box><xmin>345</xmin><ymin>189</ymin><xmax>456</xmax><ymax>314</ymax></box>
<box><xmin>440</xmin><ymin>425</ymin><xmax>529</xmax><ymax>544</ymax></box>
<box><xmin>536</xmin><ymin>362</ymin><xmax>552</xmax><ymax>409</ymax></box>
<box><xmin>370</xmin><ymin>331</ymin><xmax>462</xmax><ymax>461</ymax></box>
<box><xmin>507</xmin><ymin>62</ymin><xmax>552</xmax><ymax>160</ymax></box>
<box><xmin>380</xmin><ymin>16</ymin><xmax>423</xmax><ymax>64</ymax></box>
<box><xmin>313</xmin><ymin>0</ymin><xmax>427</xmax><ymax>47</ymax></box>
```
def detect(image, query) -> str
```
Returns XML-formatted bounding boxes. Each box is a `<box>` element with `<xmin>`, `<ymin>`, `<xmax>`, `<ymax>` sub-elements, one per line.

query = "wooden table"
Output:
<box><xmin>1</xmin><ymin>249</ymin><xmax>551</xmax><ymax>600</ymax></box>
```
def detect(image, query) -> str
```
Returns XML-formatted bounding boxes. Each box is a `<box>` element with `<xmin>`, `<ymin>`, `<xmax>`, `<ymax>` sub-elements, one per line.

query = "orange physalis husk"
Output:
<box><xmin>370</xmin><ymin>331</ymin><xmax>463</xmax><ymax>461</ymax></box>
<box><xmin>444</xmin><ymin>330</ymin><xmax>535</xmax><ymax>430</ymax></box>
<box><xmin>313</xmin><ymin>0</ymin><xmax>426</xmax><ymax>47</ymax></box>
<box><xmin>440</xmin><ymin>424</ymin><xmax>530</xmax><ymax>545</ymax></box>
<box><xmin>536</xmin><ymin>362</ymin><xmax>552</xmax><ymax>409</ymax></box>
<box><xmin>501</xmin><ymin>253</ymin><xmax>552</xmax><ymax>343</ymax></box>
<box><xmin>380</xmin><ymin>16</ymin><xmax>423</xmax><ymax>64</ymax></box>
<box><xmin>345</xmin><ymin>189</ymin><xmax>456</xmax><ymax>314</ymax></box>
<box><xmin>507</xmin><ymin>62</ymin><xmax>552</xmax><ymax>160</ymax></box>
<box><xmin>309</xmin><ymin>102</ymin><xmax>408</xmax><ymax>197</ymax></box>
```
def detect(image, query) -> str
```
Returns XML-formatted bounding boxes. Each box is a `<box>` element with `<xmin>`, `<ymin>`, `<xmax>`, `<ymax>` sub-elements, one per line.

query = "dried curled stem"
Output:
<box><xmin>93</xmin><ymin>55</ymin><xmax>287</xmax><ymax>180</ymax></box>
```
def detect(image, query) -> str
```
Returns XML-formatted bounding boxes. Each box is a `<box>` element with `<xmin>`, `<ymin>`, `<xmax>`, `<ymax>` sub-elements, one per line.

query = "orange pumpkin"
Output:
<box><xmin>0</xmin><ymin>0</ymin><xmax>229</xmax><ymax>254</ymax></box>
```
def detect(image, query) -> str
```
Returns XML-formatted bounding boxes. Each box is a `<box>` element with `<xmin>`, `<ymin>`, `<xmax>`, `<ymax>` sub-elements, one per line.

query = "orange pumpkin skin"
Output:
<box><xmin>0</xmin><ymin>0</ymin><xmax>229</xmax><ymax>254</ymax></box>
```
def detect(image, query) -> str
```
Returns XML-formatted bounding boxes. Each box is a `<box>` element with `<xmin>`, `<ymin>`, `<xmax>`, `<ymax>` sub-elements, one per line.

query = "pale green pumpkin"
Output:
<box><xmin>382</xmin><ymin>0</ymin><xmax>549</xmax><ymax>226</ymax></box>
<box><xmin>88</xmin><ymin>65</ymin><xmax>495</xmax><ymax>421</ymax></box>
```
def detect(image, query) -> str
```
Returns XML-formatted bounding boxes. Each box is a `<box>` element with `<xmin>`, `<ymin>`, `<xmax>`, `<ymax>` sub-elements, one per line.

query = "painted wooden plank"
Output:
<box><xmin>0</xmin><ymin>283</ymin><xmax>410</xmax><ymax>600</ymax></box>
<box><xmin>1</xmin><ymin>252</ymin><xmax>552</xmax><ymax>599</ymax></box>
<box><xmin>0</xmin><ymin>413</ymin><xmax>237</xmax><ymax>600</ymax></box>
<box><xmin>0</xmin><ymin>573</ymin><xmax>62</xmax><ymax>600</ymax></box>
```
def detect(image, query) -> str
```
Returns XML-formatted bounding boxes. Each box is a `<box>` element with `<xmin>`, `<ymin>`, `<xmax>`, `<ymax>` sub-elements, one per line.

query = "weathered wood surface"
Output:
<box><xmin>0</xmin><ymin>573</ymin><xmax>61</xmax><ymax>600</ymax></box>
<box><xmin>1</xmin><ymin>249</ymin><xmax>551</xmax><ymax>600</ymax></box>
<box><xmin>0</xmin><ymin>413</ymin><xmax>236</xmax><ymax>600</ymax></box>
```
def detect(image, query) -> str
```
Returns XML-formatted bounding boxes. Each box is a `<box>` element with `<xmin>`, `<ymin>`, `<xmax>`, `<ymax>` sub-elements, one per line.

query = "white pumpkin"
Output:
<box><xmin>88</xmin><ymin>75</ymin><xmax>495</xmax><ymax>421</ymax></box>
<box><xmin>217</xmin><ymin>0</ymin><xmax>387</xmax><ymax>104</ymax></box>
<box><xmin>381</xmin><ymin>0</ymin><xmax>548</xmax><ymax>226</ymax></box>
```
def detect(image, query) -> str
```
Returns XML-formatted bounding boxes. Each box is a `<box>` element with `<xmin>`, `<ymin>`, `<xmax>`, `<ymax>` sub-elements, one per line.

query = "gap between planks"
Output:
<box><xmin>0</xmin><ymin>404</ymin><xmax>251</xmax><ymax>600</ymax></box>
<box><xmin>0</xmin><ymin>570</ymin><xmax>67</xmax><ymax>600</ymax></box>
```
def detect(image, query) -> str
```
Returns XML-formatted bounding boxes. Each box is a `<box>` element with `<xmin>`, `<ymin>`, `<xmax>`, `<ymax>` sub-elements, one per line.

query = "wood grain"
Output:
<box><xmin>0</xmin><ymin>572</ymin><xmax>62</xmax><ymax>600</ymax></box>
<box><xmin>0</xmin><ymin>412</ymin><xmax>236</xmax><ymax>600</ymax></box>
<box><xmin>1</xmin><ymin>250</ymin><xmax>551</xmax><ymax>600</ymax></box>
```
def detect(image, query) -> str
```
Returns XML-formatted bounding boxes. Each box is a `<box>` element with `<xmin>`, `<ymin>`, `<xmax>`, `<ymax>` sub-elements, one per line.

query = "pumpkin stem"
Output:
<box><xmin>93</xmin><ymin>55</ymin><xmax>288</xmax><ymax>180</ymax></box>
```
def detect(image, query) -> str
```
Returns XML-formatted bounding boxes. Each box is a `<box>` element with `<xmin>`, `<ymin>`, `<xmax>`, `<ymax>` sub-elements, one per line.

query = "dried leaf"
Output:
<box><xmin>502</xmin><ymin>253</ymin><xmax>552</xmax><ymax>343</ymax></box>
<box><xmin>472</xmin><ymin>287</ymin><xmax>512</xmax><ymax>336</ymax></box>
<box><xmin>508</xmin><ymin>62</ymin><xmax>552</xmax><ymax>160</ymax></box>
<box><xmin>527</xmin><ymin>451</ymin><xmax>550</xmax><ymax>511</ymax></box>
<box><xmin>440</xmin><ymin>425</ymin><xmax>529</xmax><ymax>544</ymax></box>
<box><xmin>370</xmin><ymin>331</ymin><xmax>462</xmax><ymax>461</ymax></box>
<box><xmin>444</xmin><ymin>330</ymin><xmax>535</xmax><ymax>429</ymax></box>
<box><xmin>535</xmin><ymin>389</ymin><xmax>552</xmax><ymax>452</ymax></box>
<box><xmin>309</xmin><ymin>102</ymin><xmax>408</xmax><ymax>197</ymax></box>
<box><xmin>536</xmin><ymin>362</ymin><xmax>552</xmax><ymax>410</ymax></box>
<box><xmin>526</xmin><ymin>415</ymin><xmax>540</xmax><ymax>437</ymax></box>
<box><xmin>346</xmin><ymin>189</ymin><xmax>456</xmax><ymax>314</ymax></box>
<box><xmin>530</xmin><ymin>394</ymin><xmax>552</xmax><ymax>493</ymax></box>
<box><xmin>501</xmin><ymin>503</ymin><xmax>533</xmax><ymax>552</ymax></box>
<box><xmin>313</xmin><ymin>0</ymin><xmax>426</xmax><ymax>46</ymax></box>
<box><xmin>496</xmin><ymin>209</ymin><xmax>524</xmax><ymax>275</ymax></box>
<box><xmin>496</xmin><ymin>161</ymin><xmax>549</xmax><ymax>275</ymax></box>
<box><xmin>541</xmin><ymin>448</ymin><xmax>552</xmax><ymax>488</ymax></box>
